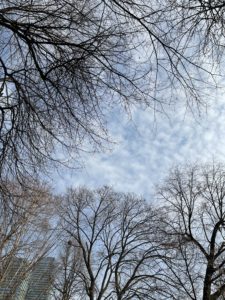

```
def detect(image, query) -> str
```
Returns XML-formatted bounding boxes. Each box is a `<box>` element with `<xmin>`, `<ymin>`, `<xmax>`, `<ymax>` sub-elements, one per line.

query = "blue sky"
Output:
<box><xmin>53</xmin><ymin>85</ymin><xmax>225</xmax><ymax>199</ymax></box>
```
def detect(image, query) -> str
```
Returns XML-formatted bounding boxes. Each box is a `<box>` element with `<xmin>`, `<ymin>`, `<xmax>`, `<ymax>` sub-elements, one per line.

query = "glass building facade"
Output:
<box><xmin>0</xmin><ymin>257</ymin><xmax>55</xmax><ymax>300</ymax></box>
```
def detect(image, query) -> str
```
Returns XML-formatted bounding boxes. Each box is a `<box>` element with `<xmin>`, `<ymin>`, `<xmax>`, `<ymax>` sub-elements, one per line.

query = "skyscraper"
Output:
<box><xmin>25</xmin><ymin>257</ymin><xmax>55</xmax><ymax>300</ymax></box>
<box><xmin>0</xmin><ymin>257</ymin><xmax>55</xmax><ymax>300</ymax></box>
<box><xmin>0</xmin><ymin>258</ymin><xmax>28</xmax><ymax>300</ymax></box>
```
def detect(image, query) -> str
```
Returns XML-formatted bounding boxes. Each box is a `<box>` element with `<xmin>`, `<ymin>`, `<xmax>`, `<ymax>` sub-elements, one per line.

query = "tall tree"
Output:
<box><xmin>158</xmin><ymin>164</ymin><xmax>225</xmax><ymax>300</ymax></box>
<box><xmin>0</xmin><ymin>180</ymin><xmax>56</xmax><ymax>299</ymax></box>
<box><xmin>56</xmin><ymin>186</ymin><xmax>166</xmax><ymax>300</ymax></box>
<box><xmin>52</xmin><ymin>242</ymin><xmax>84</xmax><ymax>300</ymax></box>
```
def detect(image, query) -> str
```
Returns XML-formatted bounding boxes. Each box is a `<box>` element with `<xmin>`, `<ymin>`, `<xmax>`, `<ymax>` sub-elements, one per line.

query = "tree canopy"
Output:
<box><xmin>1</xmin><ymin>0</ymin><xmax>224</xmax><ymax>181</ymax></box>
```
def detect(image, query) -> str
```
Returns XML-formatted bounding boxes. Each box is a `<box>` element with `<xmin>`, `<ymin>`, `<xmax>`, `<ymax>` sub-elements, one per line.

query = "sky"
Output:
<box><xmin>3</xmin><ymin>1</ymin><xmax>224</xmax><ymax>202</ymax></box>
<box><xmin>53</xmin><ymin>85</ymin><xmax>225</xmax><ymax>200</ymax></box>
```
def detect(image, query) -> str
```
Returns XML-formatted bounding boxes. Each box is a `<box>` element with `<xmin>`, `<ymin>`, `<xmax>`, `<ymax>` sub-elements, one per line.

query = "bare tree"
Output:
<box><xmin>0</xmin><ymin>180</ymin><xmax>56</xmax><ymax>299</ymax></box>
<box><xmin>158</xmin><ymin>163</ymin><xmax>225</xmax><ymax>300</ymax></box>
<box><xmin>0</xmin><ymin>0</ymin><xmax>218</xmax><ymax>182</ymax></box>
<box><xmin>167</xmin><ymin>0</ymin><xmax>225</xmax><ymax>63</ymax></box>
<box><xmin>56</xmin><ymin>186</ymin><xmax>166</xmax><ymax>300</ymax></box>
<box><xmin>52</xmin><ymin>242</ymin><xmax>84</xmax><ymax>300</ymax></box>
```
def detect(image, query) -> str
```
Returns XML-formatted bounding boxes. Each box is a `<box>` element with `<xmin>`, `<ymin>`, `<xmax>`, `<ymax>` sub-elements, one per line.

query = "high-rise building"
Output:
<box><xmin>0</xmin><ymin>258</ymin><xmax>29</xmax><ymax>300</ymax></box>
<box><xmin>25</xmin><ymin>257</ymin><xmax>55</xmax><ymax>300</ymax></box>
<box><xmin>0</xmin><ymin>257</ymin><xmax>55</xmax><ymax>300</ymax></box>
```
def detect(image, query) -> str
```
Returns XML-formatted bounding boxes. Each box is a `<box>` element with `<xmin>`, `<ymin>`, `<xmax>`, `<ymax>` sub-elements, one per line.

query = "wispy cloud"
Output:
<box><xmin>53</xmin><ymin>88</ymin><xmax>225</xmax><ymax>199</ymax></box>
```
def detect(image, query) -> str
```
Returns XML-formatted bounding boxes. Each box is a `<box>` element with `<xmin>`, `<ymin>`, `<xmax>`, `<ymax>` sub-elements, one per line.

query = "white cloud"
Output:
<box><xmin>53</xmin><ymin>88</ymin><xmax>225</xmax><ymax>199</ymax></box>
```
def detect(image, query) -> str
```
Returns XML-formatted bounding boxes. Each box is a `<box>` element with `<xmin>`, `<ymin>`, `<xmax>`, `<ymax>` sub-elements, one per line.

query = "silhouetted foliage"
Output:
<box><xmin>0</xmin><ymin>1</ymin><xmax>220</xmax><ymax>181</ymax></box>
<box><xmin>0</xmin><ymin>180</ymin><xmax>56</xmax><ymax>298</ymax></box>
<box><xmin>55</xmin><ymin>186</ymin><xmax>167</xmax><ymax>300</ymax></box>
<box><xmin>158</xmin><ymin>164</ymin><xmax>225</xmax><ymax>300</ymax></box>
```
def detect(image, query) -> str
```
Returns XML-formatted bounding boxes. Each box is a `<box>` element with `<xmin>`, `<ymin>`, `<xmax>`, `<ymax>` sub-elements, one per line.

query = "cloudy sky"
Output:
<box><xmin>53</xmin><ymin>84</ymin><xmax>225</xmax><ymax>199</ymax></box>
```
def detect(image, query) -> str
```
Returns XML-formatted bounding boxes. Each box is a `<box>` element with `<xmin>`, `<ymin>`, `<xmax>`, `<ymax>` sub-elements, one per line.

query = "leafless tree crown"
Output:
<box><xmin>0</xmin><ymin>1</ymin><xmax>223</xmax><ymax>180</ymax></box>
<box><xmin>158</xmin><ymin>164</ymin><xmax>225</xmax><ymax>300</ymax></box>
<box><xmin>55</xmin><ymin>186</ymin><xmax>166</xmax><ymax>300</ymax></box>
<box><xmin>0</xmin><ymin>180</ymin><xmax>56</xmax><ymax>299</ymax></box>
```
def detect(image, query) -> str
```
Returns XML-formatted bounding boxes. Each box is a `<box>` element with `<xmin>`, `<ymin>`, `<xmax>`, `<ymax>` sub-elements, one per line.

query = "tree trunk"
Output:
<box><xmin>202</xmin><ymin>263</ymin><xmax>214</xmax><ymax>300</ymax></box>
